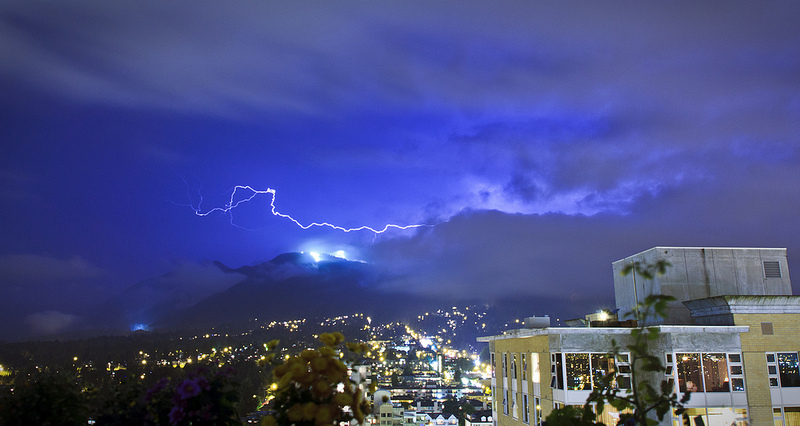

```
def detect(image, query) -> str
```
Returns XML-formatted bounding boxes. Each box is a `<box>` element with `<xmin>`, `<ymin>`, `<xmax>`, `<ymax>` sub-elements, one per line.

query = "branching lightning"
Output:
<box><xmin>189</xmin><ymin>185</ymin><xmax>431</xmax><ymax>234</ymax></box>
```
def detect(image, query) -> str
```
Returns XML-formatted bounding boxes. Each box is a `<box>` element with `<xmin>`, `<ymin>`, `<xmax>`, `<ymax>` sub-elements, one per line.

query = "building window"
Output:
<box><xmin>616</xmin><ymin>354</ymin><xmax>631</xmax><ymax>390</ymax></box>
<box><xmin>554</xmin><ymin>353</ymin><xmax>624</xmax><ymax>391</ymax></box>
<box><xmin>591</xmin><ymin>354</ymin><xmax>617</xmax><ymax>389</ymax></box>
<box><xmin>781</xmin><ymin>353</ymin><xmax>800</xmax><ymax>387</ymax></box>
<box><xmin>534</xmin><ymin>397</ymin><xmax>542</xmax><ymax>426</ymax></box>
<box><xmin>728</xmin><ymin>354</ymin><xmax>745</xmax><ymax>392</ymax></box>
<box><xmin>550</xmin><ymin>353</ymin><xmax>564</xmax><ymax>390</ymax></box>
<box><xmin>702</xmin><ymin>353</ymin><xmax>729</xmax><ymax>392</ymax></box>
<box><xmin>502</xmin><ymin>390</ymin><xmax>508</xmax><ymax>415</ymax></box>
<box><xmin>779</xmin><ymin>406</ymin><xmax>800</xmax><ymax>426</ymax></box>
<box><xmin>679</xmin><ymin>408</ymin><xmax>747</xmax><ymax>425</ymax></box>
<box><xmin>522</xmin><ymin>353</ymin><xmax>528</xmax><ymax>379</ymax></box>
<box><xmin>522</xmin><ymin>393</ymin><xmax>529</xmax><ymax>424</ymax></box>
<box><xmin>677</xmin><ymin>353</ymin><xmax>704</xmax><ymax>392</ymax></box>
<box><xmin>768</xmin><ymin>352</ymin><xmax>800</xmax><ymax>388</ymax></box>
<box><xmin>762</xmin><ymin>322</ymin><xmax>775</xmax><ymax>335</ymax></box>
<box><xmin>531</xmin><ymin>352</ymin><xmax>540</xmax><ymax>383</ymax></box>
<box><xmin>675</xmin><ymin>352</ymin><xmax>744</xmax><ymax>393</ymax></box>
<box><xmin>502</xmin><ymin>353</ymin><xmax>507</xmax><ymax>378</ymax></box>
<box><xmin>664</xmin><ymin>353</ymin><xmax>676</xmax><ymax>393</ymax></box>
<box><xmin>512</xmin><ymin>392</ymin><xmax>518</xmax><ymax>419</ymax></box>
<box><xmin>565</xmin><ymin>353</ymin><xmax>591</xmax><ymax>390</ymax></box>
<box><xmin>512</xmin><ymin>354</ymin><xmax>517</xmax><ymax>380</ymax></box>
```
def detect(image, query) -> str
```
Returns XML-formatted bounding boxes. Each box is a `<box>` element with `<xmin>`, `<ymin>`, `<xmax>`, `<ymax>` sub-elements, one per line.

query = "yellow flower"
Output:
<box><xmin>277</xmin><ymin>372</ymin><xmax>293</xmax><ymax>388</ymax></box>
<box><xmin>315</xmin><ymin>404</ymin><xmax>335</xmax><ymax>426</ymax></box>
<box><xmin>303</xmin><ymin>402</ymin><xmax>318</xmax><ymax>421</ymax></box>
<box><xmin>290</xmin><ymin>362</ymin><xmax>308</xmax><ymax>377</ymax></box>
<box><xmin>320</xmin><ymin>333</ymin><xmax>336</xmax><ymax>347</ymax></box>
<box><xmin>312</xmin><ymin>379</ymin><xmax>332</xmax><ymax>399</ymax></box>
<box><xmin>319</xmin><ymin>346</ymin><xmax>335</xmax><ymax>358</ymax></box>
<box><xmin>287</xmin><ymin>404</ymin><xmax>305</xmax><ymax>422</ymax></box>
<box><xmin>287</xmin><ymin>356</ymin><xmax>305</xmax><ymax>367</ymax></box>
<box><xmin>261</xmin><ymin>415</ymin><xmax>278</xmax><ymax>426</ymax></box>
<box><xmin>301</xmin><ymin>349</ymin><xmax>319</xmax><ymax>361</ymax></box>
<box><xmin>311</xmin><ymin>356</ymin><xmax>329</xmax><ymax>373</ymax></box>
<box><xmin>353</xmin><ymin>405</ymin><xmax>364</xmax><ymax>423</ymax></box>
<box><xmin>273</xmin><ymin>364</ymin><xmax>289</xmax><ymax>379</ymax></box>
<box><xmin>333</xmin><ymin>392</ymin><xmax>353</xmax><ymax>407</ymax></box>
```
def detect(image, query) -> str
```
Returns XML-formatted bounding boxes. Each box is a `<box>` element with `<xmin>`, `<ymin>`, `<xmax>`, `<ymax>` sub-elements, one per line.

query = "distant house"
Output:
<box><xmin>423</xmin><ymin>412</ymin><xmax>458</xmax><ymax>426</ymax></box>
<box><xmin>464</xmin><ymin>409</ymin><xmax>493</xmax><ymax>426</ymax></box>
<box><xmin>414</xmin><ymin>399</ymin><xmax>439</xmax><ymax>413</ymax></box>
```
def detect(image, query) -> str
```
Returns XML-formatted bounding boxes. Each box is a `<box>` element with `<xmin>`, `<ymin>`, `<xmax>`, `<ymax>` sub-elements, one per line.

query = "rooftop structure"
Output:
<box><xmin>613</xmin><ymin>247</ymin><xmax>791</xmax><ymax>325</ymax></box>
<box><xmin>480</xmin><ymin>246</ymin><xmax>800</xmax><ymax>426</ymax></box>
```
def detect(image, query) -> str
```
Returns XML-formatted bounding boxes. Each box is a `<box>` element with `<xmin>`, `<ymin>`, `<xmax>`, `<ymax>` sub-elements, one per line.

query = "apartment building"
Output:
<box><xmin>479</xmin><ymin>247</ymin><xmax>798</xmax><ymax>426</ymax></box>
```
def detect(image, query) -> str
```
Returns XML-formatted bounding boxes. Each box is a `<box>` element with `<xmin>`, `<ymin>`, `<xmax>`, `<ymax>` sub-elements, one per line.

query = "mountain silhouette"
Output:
<box><xmin>155</xmin><ymin>252</ymin><xmax>434</xmax><ymax>330</ymax></box>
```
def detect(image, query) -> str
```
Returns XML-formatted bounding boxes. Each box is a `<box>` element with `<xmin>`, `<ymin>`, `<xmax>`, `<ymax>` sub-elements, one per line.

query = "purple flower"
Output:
<box><xmin>195</xmin><ymin>376</ymin><xmax>210</xmax><ymax>391</ymax></box>
<box><xmin>176</xmin><ymin>378</ymin><xmax>202</xmax><ymax>400</ymax></box>
<box><xmin>169</xmin><ymin>406</ymin><xmax>185</xmax><ymax>423</ymax></box>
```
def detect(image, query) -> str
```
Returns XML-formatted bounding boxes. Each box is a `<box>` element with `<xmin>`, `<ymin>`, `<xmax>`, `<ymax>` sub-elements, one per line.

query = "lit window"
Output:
<box><xmin>522</xmin><ymin>353</ymin><xmax>528</xmax><ymax>378</ymax></box>
<box><xmin>512</xmin><ymin>354</ymin><xmax>517</xmax><ymax>380</ymax></box>
<box><xmin>550</xmin><ymin>353</ymin><xmax>564</xmax><ymax>390</ymax></box>
<box><xmin>778</xmin><ymin>353</ymin><xmax>800</xmax><ymax>387</ymax></box>
<box><xmin>784</xmin><ymin>407</ymin><xmax>800</xmax><ymax>425</ymax></box>
<box><xmin>522</xmin><ymin>393</ymin><xmax>529</xmax><ymax>424</ymax></box>
<box><xmin>673</xmin><ymin>352</ymin><xmax>744</xmax><ymax>393</ymax></box>
<box><xmin>591</xmin><ymin>354</ymin><xmax>616</xmax><ymax>389</ymax></box>
<box><xmin>677</xmin><ymin>353</ymin><xmax>704</xmax><ymax>392</ymax></box>
<box><xmin>565</xmin><ymin>353</ymin><xmax>590</xmax><ymax>390</ymax></box>
<box><xmin>767</xmin><ymin>352</ymin><xmax>800</xmax><ymax>388</ymax></box>
<box><xmin>702</xmin><ymin>353</ymin><xmax>729</xmax><ymax>392</ymax></box>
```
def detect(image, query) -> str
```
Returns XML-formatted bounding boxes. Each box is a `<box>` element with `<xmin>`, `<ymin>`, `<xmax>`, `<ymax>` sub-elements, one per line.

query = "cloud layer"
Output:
<box><xmin>1</xmin><ymin>2</ymin><xmax>799</xmax><ymax>339</ymax></box>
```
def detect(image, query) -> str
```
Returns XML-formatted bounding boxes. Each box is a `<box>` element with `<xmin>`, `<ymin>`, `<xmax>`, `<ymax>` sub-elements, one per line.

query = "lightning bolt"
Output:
<box><xmin>188</xmin><ymin>185</ymin><xmax>432</xmax><ymax>234</ymax></box>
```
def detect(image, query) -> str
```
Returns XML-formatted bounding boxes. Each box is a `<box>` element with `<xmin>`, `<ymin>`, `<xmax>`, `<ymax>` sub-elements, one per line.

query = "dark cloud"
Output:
<box><xmin>24</xmin><ymin>310</ymin><xmax>78</xmax><ymax>336</ymax></box>
<box><xmin>0</xmin><ymin>1</ymin><xmax>799</xmax><ymax>338</ymax></box>
<box><xmin>0</xmin><ymin>254</ymin><xmax>103</xmax><ymax>285</ymax></box>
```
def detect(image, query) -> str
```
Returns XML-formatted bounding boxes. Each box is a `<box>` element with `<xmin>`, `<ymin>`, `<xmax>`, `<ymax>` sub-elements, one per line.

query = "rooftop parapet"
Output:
<box><xmin>683</xmin><ymin>295</ymin><xmax>800</xmax><ymax>325</ymax></box>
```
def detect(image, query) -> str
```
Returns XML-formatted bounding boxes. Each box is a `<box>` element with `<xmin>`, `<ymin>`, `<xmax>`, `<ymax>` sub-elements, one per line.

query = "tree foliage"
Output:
<box><xmin>0</xmin><ymin>372</ymin><xmax>88</xmax><ymax>426</ymax></box>
<box><xmin>259</xmin><ymin>333</ymin><xmax>373</xmax><ymax>426</ymax></box>
<box><xmin>580</xmin><ymin>294</ymin><xmax>689</xmax><ymax>426</ymax></box>
<box><xmin>546</xmin><ymin>261</ymin><xmax>689</xmax><ymax>426</ymax></box>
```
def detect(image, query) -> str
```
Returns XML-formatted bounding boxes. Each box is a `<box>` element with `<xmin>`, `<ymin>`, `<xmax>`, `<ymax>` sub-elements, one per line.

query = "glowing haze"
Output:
<box><xmin>1</xmin><ymin>1</ymin><xmax>799</xmax><ymax>340</ymax></box>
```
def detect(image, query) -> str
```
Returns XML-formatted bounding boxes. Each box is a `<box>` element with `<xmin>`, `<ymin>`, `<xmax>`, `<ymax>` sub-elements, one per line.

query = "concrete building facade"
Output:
<box><xmin>612</xmin><ymin>247</ymin><xmax>791</xmax><ymax>325</ymax></box>
<box><xmin>480</xmin><ymin>247</ymin><xmax>800</xmax><ymax>426</ymax></box>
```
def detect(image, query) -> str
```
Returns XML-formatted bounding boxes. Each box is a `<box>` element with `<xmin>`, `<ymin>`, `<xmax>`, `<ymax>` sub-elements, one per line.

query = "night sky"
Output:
<box><xmin>2</xmin><ymin>2</ymin><xmax>800</xmax><ymax>339</ymax></box>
